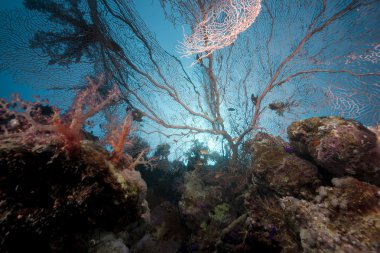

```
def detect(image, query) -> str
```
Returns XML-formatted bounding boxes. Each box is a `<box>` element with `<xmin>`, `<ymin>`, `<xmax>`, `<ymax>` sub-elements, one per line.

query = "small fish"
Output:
<box><xmin>227</xmin><ymin>108</ymin><xmax>236</xmax><ymax>111</ymax></box>
<box><xmin>214</xmin><ymin>172</ymin><xmax>224</xmax><ymax>179</ymax></box>
<box><xmin>200</xmin><ymin>149</ymin><xmax>208</xmax><ymax>155</ymax></box>
<box><xmin>251</xmin><ymin>94</ymin><xmax>258</xmax><ymax>105</ymax></box>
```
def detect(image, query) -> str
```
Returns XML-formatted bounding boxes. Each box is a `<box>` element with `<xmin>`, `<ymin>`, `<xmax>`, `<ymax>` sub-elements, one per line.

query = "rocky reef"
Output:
<box><xmin>247</xmin><ymin>132</ymin><xmax>321</xmax><ymax>199</ymax></box>
<box><xmin>177</xmin><ymin>116</ymin><xmax>380</xmax><ymax>253</ymax></box>
<box><xmin>282</xmin><ymin>177</ymin><xmax>380</xmax><ymax>253</ymax></box>
<box><xmin>177</xmin><ymin>169</ymin><xmax>247</xmax><ymax>252</ymax></box>
<box><xmin>1</xmin><ymin>94</ymin><xmax>379</xmax><ymax>253</ymax></box>
<box><xmin>0</xmin><ymin>94</ymin><xmax>149</xmax><ymax>252</ymax></box>
<box><xmin>288</xmin><ymin>116</ymin><xmax>379</xmax><ymax>186</ymax></box>
<box><xmin>0</xmin><ymin>136</ymin><xmax>149</xmax><ymax>252</ymax></box>
<box><xmin>242</xmin><ymin>117</ymin><xmax>380</xmax><ymax>253</ymax></box>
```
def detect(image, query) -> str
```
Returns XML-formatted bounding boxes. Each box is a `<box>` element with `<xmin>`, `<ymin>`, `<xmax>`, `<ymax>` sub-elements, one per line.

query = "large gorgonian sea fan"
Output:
<box><xmin>345</xmin><ymin>43</ymin><xmax>380</xmax><ymax>65</ymax></box>
<box><xmin>324</xmin><ymin>86</ymin><xmax>380</xmax><ymax>125</ymax></box>
<box><xmin>179</xmin><ymin>0</ymin><xmax>262</xmax><ymax>58</ymax></box>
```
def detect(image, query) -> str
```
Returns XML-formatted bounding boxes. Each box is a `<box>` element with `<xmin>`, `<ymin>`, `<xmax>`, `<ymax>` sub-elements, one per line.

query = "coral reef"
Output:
<box><xmin>243</xmin><ymin>190</ymin><xmax>300</xmax><ymax>253</ymax></box>
<box><xmin>287</xmin><ymin>116</ymin><xmax>379</xmax><ymax>185</ymax></box>
<box><xmin>243</xmin><ymin>132</ymin><xmax>321</xmax><ymax>252</ymax></box>
<box><xmin>175</xmin><ymin>117</ymin><xmax>379</xmax><ymax>253</ymax></box>
<box><xmin>281</xmin><ymin>177</ymin><xmax>380</xmax><ymax>253</ymax></box>
<box><xmin>178</xmin><ymin>169</ymin><xmax>248</xmax><ymax>252</ymax></box>
<box><xmin>240</xmin><ymin>117</ymin><xmax>380</xmax><ymax>253</ymax></box>
<box><xmin>248</xmin><ymin>132</ymin><xmax>321</xmax><ymax>199</ymax></box>
<box><xmin>179</xmin><ymin>170</ymin><xmax>226</xmax><ymax>231</ymax></box>
<box><xmin>2</xmin><ymin>94</ymin><xmax>379</xmax><ymax>253</ymax></box>
<box><xmin>132</xmin><ymin>201</ymin><xmax>186</xmax><ymax>253</ymax></box>
<box><xmin>0</xmin><ymin>135</ymin><xmax>149</xmax><ymax>252</ymax></box>
<box><xmin>0</xmin><ymin>134</ymin><xmax>149</xmax><ymax>251</ymax></box>
<box><xmin>0</xmin><ymin>80</ymin><xmax>149</xmax><ymax>252</ymax></box>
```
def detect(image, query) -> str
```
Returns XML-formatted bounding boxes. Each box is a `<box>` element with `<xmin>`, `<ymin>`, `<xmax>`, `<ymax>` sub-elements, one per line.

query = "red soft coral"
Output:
<box><xmin>106</xmin><ymin>111</ymin><xmax>134</xmax><ymax>164</ymax></box>
<box><xmin>54</xmin><ymin>76</ymin><xmax>119</xmax><ymax>150</ymax></box>
<box><xmin>0</xmin><ymin>76</ymin><xmax>120</xmax><ymax>153</ymax></box>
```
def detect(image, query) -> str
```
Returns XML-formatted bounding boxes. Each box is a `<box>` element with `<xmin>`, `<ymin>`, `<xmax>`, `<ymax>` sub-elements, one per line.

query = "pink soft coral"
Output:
<box><xmin>0</xmin><ymin>76</ymin><xmax>119</xmax><ymax>152</ymax></box>
<box><xmin>106</xmin><ymin>111</ymin><xmax>134</xmax><ymax>164</ymax></box>
<box><xmin>53</xmin><ymin>76</ymin><xmax>119</xmax><ymax>150</ymax></box>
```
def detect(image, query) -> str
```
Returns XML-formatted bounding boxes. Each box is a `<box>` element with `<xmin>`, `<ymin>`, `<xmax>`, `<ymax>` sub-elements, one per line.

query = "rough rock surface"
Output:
<box><xmin>176</xmin><ymin>118</ymin><xmax>380</xmax><ymax>253</ymax></box>
<box><xmin>281</xmin><ymin>177</ymin><xmax>380</xmax><ymax>253</ymax></box>
<box><xmin>178</xmin><ymin>170</ymin><xmax>248</xmax><ymax>252</ymax></box>
<box><xmin>248</xmin><ymin>132</ymin><xmax>321</xmax><ymax>199</ymax></box>
<box><xmin>0</xmin><ymin>137</ymin><xmax>149</xmax><ymax>252</ymax></box>
<box><xmin>89</xmin><ymin>231</ymin><xmax>130</xmax><ymax>253</ymax></box>
<box><xmin>242</xmin><ymin>119</ymin><xmax>380</xmax><ymax>253</ymax></box>
<box><xmin>179</xmin><ymin>171</ymin><xmax>226</xmax><ymax>230</ymax></box>
<box><xmin>287</xmin><ymin>116</ymin><xmax>379</xmax><ymax>185</ymax></box>
<box><xmin>243</xmin><ymin>133</ymin><xmax>321</xmax><ymax>252</ymax></box>
<box><xmin>131</xmin><ymin>201</ymin><xmax>185</xmax><ymax>253</ymax></box>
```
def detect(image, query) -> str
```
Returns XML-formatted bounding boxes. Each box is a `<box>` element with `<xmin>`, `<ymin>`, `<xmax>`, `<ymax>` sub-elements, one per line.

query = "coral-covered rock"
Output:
<box><xmin>179</xmin><ymin>171</ymin><xmax>225</xmax><ymax>230</ymax></box>
<box><xmin>178</xmin><ymin>169</ymin><xmax>249</xmax><ymax>252</ymax></box>
<box><xmin>131</xmin><ymin>201</ymin><xmax>185</xmax><ymax>253</ymax></box>
<box><xmin>0</xmin><ymin>137</ymin><xmax>149</xmax><ymax>252</ymax></box>
<box><xmin>369</xmin><ymin>125</ymin><xmax>380</xmax><ymax>141</ymax></box>
<box><xmin>288</xmin><ymin>116</ymin><xmax>379</xmax><ymax>185</ymax></box>
<box><xmin>89</xmin><ymin>231</ymin><xmax>130</xmax><ymax>253</ymax></box>
<box><xmin>238</xmin><ymin>133</ymin><xmax>323</xmax><ymax>252</ymax></box>
<box><xmin>281</xmin><ymin>177</ymin><xmax>380</xmax><ymax>253</ymax></box>
<box><xmin>244</xmin><ymin>187</ymin><xmax>302</xmax><ymax>253</ymax></box>
<box><xmin>248</xmin><ymin>132</ymin><xmax>321</xmax><ymax>199</ymax></box>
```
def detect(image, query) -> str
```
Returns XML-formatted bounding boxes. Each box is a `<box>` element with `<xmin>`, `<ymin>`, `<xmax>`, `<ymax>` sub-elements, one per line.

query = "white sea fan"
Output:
<box><xmin>179</xmin><ymin>0</ymin><xmax>262</xmax><ymax>58</ymax></box>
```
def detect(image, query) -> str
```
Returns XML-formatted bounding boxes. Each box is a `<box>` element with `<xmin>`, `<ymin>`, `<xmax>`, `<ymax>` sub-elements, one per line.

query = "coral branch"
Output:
<box><xmin>107</xmin><ymin>111</ymin><xmax>134</xmax><ymax>164</ymax></box>
<box><xmin>66</xmin><ymin>75</ymin><xmax>120</xmax><ymax>133</ymax></box>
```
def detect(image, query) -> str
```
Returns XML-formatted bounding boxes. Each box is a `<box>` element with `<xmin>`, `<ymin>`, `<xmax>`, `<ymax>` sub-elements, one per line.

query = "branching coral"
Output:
<box><xmin>104</xmin><ymin>110</ymin><xmax>154</xmax><ymax>170</ymax></box>
<box><xmin>107</xmin><ymin>111</ymin><xmax>134</xmax><ymax>163</ymax></box>
<box><xmin>0</xmin><ymin>76</ymin><xmax>119</xmax><ymax>153</ymax></box>
<box><xmin>54</xmin><ymin>76</ymin><xmax>119</xmax><ymax>150</ymax></box>
<box><xmin>0</xmin><ymin>94</ymin><xmax>57</xmax><ymax>146</ymax></box>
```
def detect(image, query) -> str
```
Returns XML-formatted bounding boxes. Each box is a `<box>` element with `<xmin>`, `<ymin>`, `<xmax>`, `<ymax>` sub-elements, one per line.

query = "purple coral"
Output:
<box><xmin>283</xmin><ymin>145</ymin><xmax>295</xmax><ymax>153</ymax></box>
<box><xmin>268</xmin><ymin>224</ymin><xmax>277</xmax><ymax>240</ymax></box>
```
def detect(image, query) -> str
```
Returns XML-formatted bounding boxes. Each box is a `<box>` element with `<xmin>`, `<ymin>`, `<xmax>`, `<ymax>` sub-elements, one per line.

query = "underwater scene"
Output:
<box><xmin>0</xmin><ymin>0</ymin><xmax>379</xmax><ymax>252</ymax></box>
